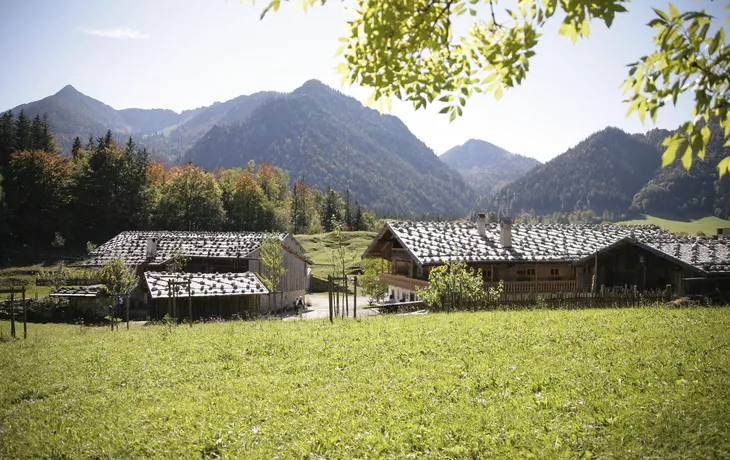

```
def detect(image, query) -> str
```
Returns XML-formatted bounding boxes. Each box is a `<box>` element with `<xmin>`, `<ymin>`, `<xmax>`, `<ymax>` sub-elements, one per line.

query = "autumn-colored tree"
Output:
<box><xmin>256</xmin><ymin>162</ymin><xmax>290</xmax><ymax>202</ymax></box>
<box><xmin>156</xmin><ymin>163</ymin><xmax>225</xmax><ymax>231</ymax></box>
<box><xmin>219</xmin><ymin>168</ymin><xmax>273</xmax><ymax>231</ymax></box>
<box><xmin>5</xmin><ymin>150</ymin><xmax>72</xmax><ymax>246</ymax></box>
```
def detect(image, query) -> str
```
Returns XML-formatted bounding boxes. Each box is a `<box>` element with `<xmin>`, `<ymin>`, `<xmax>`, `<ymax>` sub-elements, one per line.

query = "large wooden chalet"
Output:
<box><xmin>75</xmin><ymin>231</ymin><xmax>312</xmax><ymax>318</ymax></box>
<box><xmin>362</xmin><ymin>215</ymin><xmax>730</xmax><ymax>301</ymax></box>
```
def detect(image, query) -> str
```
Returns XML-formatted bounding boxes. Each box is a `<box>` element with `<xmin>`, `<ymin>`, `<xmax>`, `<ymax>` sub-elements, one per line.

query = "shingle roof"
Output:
<box><xmin>50</xmin><ymin>287</ymin><xmax>104</xmax><ymax>298</ymax></box>
<box><xmin>378</xmin><ymin>221</ymin><xmax>670</xmax><ymax>265</ymax></box>
<box><xmin>144</xmin><ymin>271</ymin><xmax>269</xmax><ymax>299</ymax></box>
<box><xmin>370</xmin><ymin>221</ymin><xmax>730</xmax><ymax>274</ymax></box>
<box><xmin>77</xmin><ymin>231</ymin><xmax>289</xmax><ymax>266</ymax></box>
<box><xmin>639</xmin><ymin>236</ymin><xmax>730</xmax><ymax>273</ymax></box>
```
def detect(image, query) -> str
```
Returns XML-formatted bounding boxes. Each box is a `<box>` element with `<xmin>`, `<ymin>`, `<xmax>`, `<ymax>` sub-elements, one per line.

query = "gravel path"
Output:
<box><xmin>279</xmin><ymin>292</ymin><xmax>379</xmax><ymax>321</ymax></box>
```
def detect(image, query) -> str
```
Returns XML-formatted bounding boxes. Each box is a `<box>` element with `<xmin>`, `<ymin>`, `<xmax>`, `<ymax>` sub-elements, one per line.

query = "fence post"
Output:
<box><xmin>328</xmin><ymin>275</ymin><xmax>333</xmax><ymax>324</ymax></box>
<box><xmin>353</xmin><ymin>277</ymin><xmax>357</xmax><ymax>319</ymax></box>
<box><xmin>126</xmin><ymin>294</ymin><xmax>130</xmax><ymax>330</ymax></box>
<box><xmin>22</xmin><ymin>286</ymin><xmax>27</xmax><ymax>340</ymax></box>
<box><xmin>188</xmin><ymin>278</ymin><xmax>193</xmax><ymax>327</ymax></box>
<box><xmin>665</xmin><ymin>284</ymin><xmax>672</xmax><ymax>302</ymax></box>
<box><xmin>10</xmin><ymin>290</ymin><xmax>15</xmax><ymax>339</ymax></box>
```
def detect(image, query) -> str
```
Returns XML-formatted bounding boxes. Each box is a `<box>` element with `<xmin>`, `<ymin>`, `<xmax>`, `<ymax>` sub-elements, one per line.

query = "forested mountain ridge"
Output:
<box><xmin>440</xmin><ymin>139</ymin><xmax>541</xmax><ymax>196</ymax></box>
<box><xmin>186</xmin><ymin>79</ymin><xmax>475</xmax><ymax>216</ymax></box>
<box><xmin>491</xmin><ymin>127</ymin><xmax>662</xmax><ymax>219</ymax></box>
<box><xmin>7</xmin><ymin>85</ymin><xmax>277</xmax><ymax>160</ymax></box>
<box><xmin>630</xmin><ymin>119</ymin><xmax>730</xmax><ymax>219</ymax></box>
<box><xmin>490</xmin><ymin>122</ymin><xmax>730</xmax><ymax>221</ymax></box>
<box><xmin>10</xmin><ymin>85</ymin><xmax>132</xmax><ymax>150</ymax></box>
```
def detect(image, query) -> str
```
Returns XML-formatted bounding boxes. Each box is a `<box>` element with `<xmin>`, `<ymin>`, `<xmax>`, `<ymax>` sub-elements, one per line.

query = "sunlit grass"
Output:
<box><xmin>617</xmin><ymin>214</ymin><xmax>730</xmax><ymax>235</ymax></box>
<box><xmin>1</xmin><ymin>307</ymin><xmax>729</xmax><ymax>458</ymax></box>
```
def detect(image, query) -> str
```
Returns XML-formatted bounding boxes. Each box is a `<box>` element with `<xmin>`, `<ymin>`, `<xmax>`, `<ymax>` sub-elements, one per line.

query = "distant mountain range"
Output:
<box><xmin>6</xmin><ymin>83</ymin><xmax>729</xmax><ymax>220</ymax></box>
<box><xmin>491</xmin><ymin>122</ymin><xmax>730</xmax><ymax>220</ymax></box>
<box><xmin>440</xmin><ymin>139</ymin><xmax>541</xmax><ymax>196</ymax></box>
<box><xmin>8</xmin><ymin>85</ymin><xmax>279</xmax><ymax>160</ymax></box>
<box><xmin>185</xmin><ymin>80</ymin><xmax>476</xmax><ymax>215</ymax></box>
<box><xmin>6</xmin><ymin>81</ymin><xmax>475</xmax><ymax>216</ymax></box>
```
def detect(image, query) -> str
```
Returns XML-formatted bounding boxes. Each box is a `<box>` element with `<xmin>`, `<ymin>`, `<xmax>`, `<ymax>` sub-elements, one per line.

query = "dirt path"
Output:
<box><xmin>279</xmin><ymin>292</ymin><xmax>379</xmax><ymax>321</ymax></box>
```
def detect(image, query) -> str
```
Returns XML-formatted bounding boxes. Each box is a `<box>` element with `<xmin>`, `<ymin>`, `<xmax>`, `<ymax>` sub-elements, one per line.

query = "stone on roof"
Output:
<box><xmin>77</xmin><ymin>231</ymin><xmax>289</xmax><ymax>267</ymax></box>
<box><xmin>50</xmin><ymin>286</ymin><xmax>104</xmax><ymax>298</ymax></box>
<box><xmin>144</xmin><ymin>271</ymin><xmax>269</xmax><ymax>299</ymax></box>
<box><xmin>383</xmin><ymin>221</ymin><xmax>669</xmax><ymax>264</ymax></box>
<box><xmin>374</xmin><ymin>221</ymin><xmax>730</xmax><ymax>274</ymax></box>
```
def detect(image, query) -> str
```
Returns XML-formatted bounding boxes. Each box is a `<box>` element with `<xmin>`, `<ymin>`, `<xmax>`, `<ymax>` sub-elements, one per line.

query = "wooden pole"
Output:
<box><xmin>22</xmin><ymin>286</ymin><xmax>27</xmax><ymax>340</ymax></box>
<box><xmin>188</xmin><ymin>279</ymin><xmax>193</xmax><ymax>327</ymax></box>
<box><xmin>10</xmin><ymin>290</ymin><xmax>15</xmax><ymax>339</ymax></box>
<box><xmin>328</xmin><ymin>275</ymin><xmax>333</xmax><ymax>323</ymax></box>
<box><xmin>126</xmin><ymin>294</ymin><xmax>130</xmax><ymax>330</ymax></box>
<box><xmin>353</xmin><ymin>277</ymin><xmax>357</xmax><ymax>319</ymax></box>
<box><xmin>344</xmin><ymin>277</ymin><xmax>349</xmax><ymax>317</ymax></box>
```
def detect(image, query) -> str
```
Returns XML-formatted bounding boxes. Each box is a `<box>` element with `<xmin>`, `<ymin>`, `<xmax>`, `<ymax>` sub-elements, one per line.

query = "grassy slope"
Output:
<box><xmin>296</xmin><ymin>231</ymin><xmax>376</xmax><ymax>279</ymax></box>
<box><xmin>617</xmin><ymin>214</ymin><xmax>730</xmax><ymax>235</ymax></box>
<box><xmin>2</xmin><ymin>308</ymin><xmax>729</xmax><ymax>459</ymax></box>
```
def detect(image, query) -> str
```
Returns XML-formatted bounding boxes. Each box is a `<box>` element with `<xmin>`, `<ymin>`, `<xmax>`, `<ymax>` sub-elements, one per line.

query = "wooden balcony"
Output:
<box><xmin>380</xmin><ymin>273</ymin><xmax>578</xmax><ymax>294</ymax></box>
<box><xmin>485</xmin><ymin>280</ymin><xmax>578</xmax><ymax>293</ymax></box>
<box><xmin>379</xmin><ymin>273</ymin><xmax>429</xmax><ymax>291</ymax></box>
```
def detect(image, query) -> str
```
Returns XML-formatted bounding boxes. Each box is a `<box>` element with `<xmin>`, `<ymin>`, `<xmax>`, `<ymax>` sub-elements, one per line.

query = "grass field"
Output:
<box><xmin>617</xmin><ymin>214</ymin><xmax>730</xmax><ymax>235</ymax></box>
<box><xmin>2</xmin><ymin>308</ymin><xmax>729</xmax><ymax>458</ymax></box>
<box><xmin>296</xmin><ymin>231</ymin><xmax>377</xmax><ymax>279</ymax></box>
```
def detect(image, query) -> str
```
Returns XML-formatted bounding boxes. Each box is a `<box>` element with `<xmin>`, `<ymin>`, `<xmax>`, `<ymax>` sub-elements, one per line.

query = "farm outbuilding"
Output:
<box><xmin>75</xmin><ymin>231</ymin><xmax>312</xmax><ymax>317</ymax></box>
<box><xmin>144</xmin><ymin>271</ymin><xmax>269</xmax><ymax>320</ymax></box>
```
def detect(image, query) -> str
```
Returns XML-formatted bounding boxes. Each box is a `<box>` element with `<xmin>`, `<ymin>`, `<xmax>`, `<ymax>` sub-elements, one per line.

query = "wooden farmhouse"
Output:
<box><xmin>362</xmin><ymin>215</ymin><xmax>730</xmax><ymax>301</ymax></box>
<box><xmin>75</xmin><ymin>231</ymin><xmax>312</xmax><ymax>318</ymax></box>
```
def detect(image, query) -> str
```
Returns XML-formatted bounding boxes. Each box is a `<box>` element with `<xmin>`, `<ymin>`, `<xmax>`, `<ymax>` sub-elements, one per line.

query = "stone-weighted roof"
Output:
<box><xmin>637</xmin><ymin>236</ymin><xmax>730</xmax><ymax>273</ymax></box>
<box><xmin>50</xmin><ymin>287</ymin><xmax>104</xmax><ymax>298</ymax></box>
<box><xmin>144</xmin><ymin>271</ymin><xmax>269</xmax><ymax>299</ymax></box>
<box><xmin>378</xmin><ymin>221</ymin><xmax>670</xmax><ymax>265</ymax></box>
<box><xmin>368</xmin><ymin>221</ymin><xmax>730</xmax><ymax>274</ymax></box>
<box><xmin>77</xmin><ymin>231</ymin><xmax>289</xmax><ymax>266</ymax></box>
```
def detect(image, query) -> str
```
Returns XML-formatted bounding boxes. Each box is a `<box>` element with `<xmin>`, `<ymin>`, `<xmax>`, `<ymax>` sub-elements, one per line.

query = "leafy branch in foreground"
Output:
<box><xmin>245</xmin><ymin>0</ymin><xmax>729</xmax><ymax>177</ymax></box>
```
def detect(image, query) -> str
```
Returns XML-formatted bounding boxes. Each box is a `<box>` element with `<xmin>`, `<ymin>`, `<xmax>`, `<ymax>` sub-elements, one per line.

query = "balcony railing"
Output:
<box><xmin>379</xmin><ymin>273</ymin><xmax>429</xmax><ymax>292</ymax></box>
<box><xmin>485</xmin><ymin>280</ymin><xmax>578</xmax><ymax>293</ymax></box>
<box><xmin>380</xmin><ymin>273</ymin><xmax>578</xmax><ymax>293</ymax></box>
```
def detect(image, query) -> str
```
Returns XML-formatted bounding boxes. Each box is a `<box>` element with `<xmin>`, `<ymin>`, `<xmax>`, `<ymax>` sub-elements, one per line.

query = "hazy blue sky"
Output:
<box><xmin>0</xmin><ymin>0</ymin><xmax>724</xmax><ymax>162</ymax></box>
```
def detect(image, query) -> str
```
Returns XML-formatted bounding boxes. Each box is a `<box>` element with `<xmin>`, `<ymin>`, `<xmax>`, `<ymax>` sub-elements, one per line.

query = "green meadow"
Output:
<box><xmin>1</xmin><ymin>307</ymin><xmax>729</xmax><ymax>459</ymax></box>
<box><xmin>617</xmin><ymin>214</ymin><xmax>730</xmax><ymax>235</ymax></box>
<box><xmin>296</xmin><ymin>231</ymin><xmax>376</xmax><ymax>279</ymax></box>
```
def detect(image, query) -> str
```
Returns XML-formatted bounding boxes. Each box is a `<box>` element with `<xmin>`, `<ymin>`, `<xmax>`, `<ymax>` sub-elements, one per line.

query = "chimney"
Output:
<box><xmin>500</xmin><ymin>217</ymin><xmax>513</xmax><ymax>248</ymax></box>
<box><xmin>477</xmin><ymin>212</ymin><xmax>486</xmax><ymax>237</ymax></box>
<box><xmin>146</xmin><ymin>237</ymin><xmax>158</xmax><ymax>258</ymax></box>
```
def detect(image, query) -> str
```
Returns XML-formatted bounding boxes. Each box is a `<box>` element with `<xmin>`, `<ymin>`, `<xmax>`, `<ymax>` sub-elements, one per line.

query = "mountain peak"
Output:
<box><xmin>56</xmin><ymin>84</ymin><xmax>81</xmax><ymax>96</ymax></box>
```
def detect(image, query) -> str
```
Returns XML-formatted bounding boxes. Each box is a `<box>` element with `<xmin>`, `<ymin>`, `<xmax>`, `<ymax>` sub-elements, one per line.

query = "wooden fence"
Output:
<box><xmin>431</xmin><ymin>287</ymin><xmax>672</xmax><ymax>312</ymax></box>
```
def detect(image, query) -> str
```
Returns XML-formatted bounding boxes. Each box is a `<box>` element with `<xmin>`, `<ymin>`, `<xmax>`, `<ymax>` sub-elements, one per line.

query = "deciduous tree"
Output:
<box><xmin>259</xmin><ymin>235</ymin><xmax>287</xmax><ymax>311</ymax></box>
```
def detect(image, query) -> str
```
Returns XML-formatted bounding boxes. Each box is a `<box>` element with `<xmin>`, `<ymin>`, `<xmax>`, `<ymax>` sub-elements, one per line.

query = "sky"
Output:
<box><xmin>0</xmin><ymin>0</ymin><xmax>725</xmax><ymax>163</ymax></box>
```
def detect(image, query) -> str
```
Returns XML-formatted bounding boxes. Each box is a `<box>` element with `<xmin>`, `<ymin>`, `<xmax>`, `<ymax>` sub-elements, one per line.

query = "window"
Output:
<box><xmin>551</xmin><ymin>268</ymin><xmax>560</xmax><ymax>276</ymax></box>
<box><xmin>526</xmin><ymin>268</ymin><xmax>536</xmax><ymax>276</ymax></box>
<box><xmin>582</xmin><ymin>266</ymin><xmax>591</xmax><ymax>274</ymax></box>
<box><xmin>483</xmin><ymin>270</ymin><xmax>492</xmax><ymax>279</ymax></box>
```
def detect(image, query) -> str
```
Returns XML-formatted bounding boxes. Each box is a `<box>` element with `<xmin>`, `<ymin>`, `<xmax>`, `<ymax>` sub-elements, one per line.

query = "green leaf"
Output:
<box><xmin>558</xmin><ymin>22</ymin><xmax>579</xmax><ymax>43</ymax></box>
<box><xmin>495</xmin><ymin>86</ymin><xmax>503</xmax><ymax>100</ymax></box>
<box><xmin>662</xmin><ymin>138</ymin><xmax>682</xmax><ymax>167</ymax></box>
<box><xmin>718</xmin><ymin>156</ymin><xmax>730</xmax><ymax>179</ymax></box>
<box><xmin>668</xmin><ymin>3</ymin><xmax>680</xmax><ymax>19</ymax></box>
<box><xmin>653</xmin><ymin>8</ymin><xmax>670</xmax><ymax>21</ymax></box>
